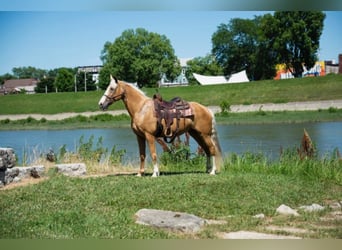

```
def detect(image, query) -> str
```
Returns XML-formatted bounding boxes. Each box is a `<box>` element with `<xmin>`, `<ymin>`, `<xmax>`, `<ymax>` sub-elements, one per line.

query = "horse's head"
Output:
<box><xmin>98</xmin><ymin>75</ymin><xmax>125</xmax><ymax>110</ymax></box>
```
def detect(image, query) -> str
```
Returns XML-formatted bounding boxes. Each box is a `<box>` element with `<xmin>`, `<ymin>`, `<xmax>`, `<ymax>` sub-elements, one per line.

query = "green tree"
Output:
<box><xmin>12</xmin><ymin>66</ymin><xmax>47</xmax><ymax>79</ymax></box>
<box><xmin>99</xmin><ymin>28</ymin><xmax>180</xmax><ymax>88</ymax></box>
<box><xmin>76</xmin><ymin>71</ymin><xmax>97</xmax><ymax>91</ymax></box>
<box><xmin>186</xmin><ymin>55</ymin><xmax>223</xmax><ymax>85</ymax></box>
<box><xmin>212</xmin><ymin>18</ymin><xmax>256</xmax><ymax>80</ymax></box>
<box><xmin>270</xmin><ymin>11</ymin><xmax>325</xmax><ymax>77</ymax></box>
<box><xmin>35</xmin><ymin>77</ymin><xmax>55</xmax><ymax>93</ymax></box>
<box><xmin>54</xmin><ymin>68</ymin><xmax>74</xmax><ymax>92</ymax></box>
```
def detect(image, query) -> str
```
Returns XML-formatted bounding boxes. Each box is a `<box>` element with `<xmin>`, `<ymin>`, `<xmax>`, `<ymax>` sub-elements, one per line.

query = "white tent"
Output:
<box><xmin>193</xmin><ymin>70</ymin><xmax>249</xmax><ymax>85</ymax></box>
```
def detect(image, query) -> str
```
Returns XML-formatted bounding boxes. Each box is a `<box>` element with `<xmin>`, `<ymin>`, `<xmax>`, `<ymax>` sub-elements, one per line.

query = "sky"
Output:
<box><xmin>0</xmin><ymin>11</ymin><xmax>341</xmax><ymax>75</ymax></box>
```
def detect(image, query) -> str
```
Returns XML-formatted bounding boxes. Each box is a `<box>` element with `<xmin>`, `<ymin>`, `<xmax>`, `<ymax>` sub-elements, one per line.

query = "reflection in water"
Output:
<box><xmin>0</xmin><ymin>122</ymin><xmax>341</xmax><ymax>165</ymax></box>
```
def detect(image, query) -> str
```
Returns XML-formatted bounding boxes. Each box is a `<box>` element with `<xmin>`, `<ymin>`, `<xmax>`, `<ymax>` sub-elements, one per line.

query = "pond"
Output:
<box><xmin>0</xmin><ymin>122</ymin><xmax>341</xmax><ymax>165</ymax></box>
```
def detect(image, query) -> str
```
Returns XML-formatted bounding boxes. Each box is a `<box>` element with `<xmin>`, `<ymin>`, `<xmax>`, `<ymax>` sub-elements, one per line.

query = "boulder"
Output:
<box><xmin>55</xmin><ymin>163</ymin><xmax>87</xmax><ymax>177</ymax></box>
<box><xmin>0</xmin><ymin>147</ymin><xmax>16</xmax><ymax>170</ymax></box>
<box><xmin>135</xmin><ymin>208</ymin><xmax>206</xmax><ymax>233</ymax></box>
<box><xmin>2</xmin><ymin>165</ymin><xmax>45</xmax><ymax>186</ymax></box>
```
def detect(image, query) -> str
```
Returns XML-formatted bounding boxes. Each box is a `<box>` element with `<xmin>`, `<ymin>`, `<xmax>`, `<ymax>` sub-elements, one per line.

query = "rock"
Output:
<box><xmin>55</xmin><ymin>163</ymin><xmax>87</xmax><ymax>177</ymax></box>
<box><xmin>4</xmin><ymin>166</ymin><xmax>45</xmax><ymax>185</ymax></box>
<box><xmin>329</xmin><ymin>201</ymin><xmax>341</xmax><ymax>210</ymax></box>
<box><xmin>0</xmin><ymin>147</ymin><xmax>16</xmax><ymax>170</ymax></box>
<box><xmin>253</xmin><ymin>213</ymin><xmax>265</xmax><ymax>219</ymax></box>
<box><xmin>135</xmin><ymin>208</ymin><xmax>206</xmax><ymax>233</ymax></box>
<box><xmin>276</xmin><ymin>204</ymin><xmax>299</xmax><ymax>216</ymax></box>
<box><xmin>218</xmin><ymin>231</ymin><xmax>301</xmax><ymax>239</ymax></box>
<box><xmin>299</xmin><ymin>203</ymin><xmax>325</xmax><ymax>212</ymax></box>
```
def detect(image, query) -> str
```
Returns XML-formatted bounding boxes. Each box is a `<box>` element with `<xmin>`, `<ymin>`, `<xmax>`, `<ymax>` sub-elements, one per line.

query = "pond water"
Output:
<box><xmin>0</xmin><ymin>122</ymin><xmax>341</xmax><ymax>165</ymax></box>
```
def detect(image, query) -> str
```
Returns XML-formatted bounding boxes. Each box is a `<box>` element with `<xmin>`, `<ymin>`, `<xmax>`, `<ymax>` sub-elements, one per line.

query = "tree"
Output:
<box><xmin>270</xmin><ymin>11</ymin><xmax>325</xmax><ymax>77</ymax></box>
<box><xmin>75</xmin><ymin>71</ymin><xmax>96</xmax><ymax>91</ymax></box>
<box><xmin>12</xmin><ymin>66</ymin><xmax>47</xmax><ymax>79</ymax></box>
<box><xmin>99</xmin><ymin>28</ymin><xmax>180</xmax><ymax>88</ymax></box>
<box><xmin>186</xmin><ymin>55</ymin><xmax>223</xmax><ymax>85</ymax></box>
<box><xmin>212</xmin><ymin>16</ymin><xmax>276</xmax><ymax>81</ymax></box>
<box><xmin>54</xmin><ymin>68</ymin><xmax>74</xmax><ymax>92</ymax></box>
<box><xmin>35</xmin><ymin>77</ymin><xmax>55</xmax><ymax>93</ymax></box>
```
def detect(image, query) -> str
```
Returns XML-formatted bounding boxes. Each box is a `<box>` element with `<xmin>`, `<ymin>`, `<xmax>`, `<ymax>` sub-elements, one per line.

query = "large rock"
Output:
<box><xmin>1</xmin><ymin>165</ymin><xmax>45</xmax><ymax>186</ymax></box>
<box><xmin>135</xmin><ymin>208</ymin><xmax>206</xmax><ymax>233</ymax></box>
<box><xmin>55</xmin><ymin>163</ymin><xmax>87</xmax><ymax>177</ymax></box>
<box><xmin>0</xmin><ymin>147</ymin><xmax>16</xmax><ymax>170</ymax></box>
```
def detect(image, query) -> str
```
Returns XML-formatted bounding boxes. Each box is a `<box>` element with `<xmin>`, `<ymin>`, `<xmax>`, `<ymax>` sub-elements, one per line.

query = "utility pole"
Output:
<box><xmin>84</xmin><ymin>71</ymin><xmax>87</xmax><ymax>92</ymax></box>
<box><xmin>74</xmin><ymin>74</ymin><xmax>77</xmax><ymax>92</ymax></box>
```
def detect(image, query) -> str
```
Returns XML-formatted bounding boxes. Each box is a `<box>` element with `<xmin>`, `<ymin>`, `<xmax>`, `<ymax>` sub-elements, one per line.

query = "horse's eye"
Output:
<box><xmin>110</xmin><ymin>87</ymin><xmax>114</xmax><ymax>91</ymax></box>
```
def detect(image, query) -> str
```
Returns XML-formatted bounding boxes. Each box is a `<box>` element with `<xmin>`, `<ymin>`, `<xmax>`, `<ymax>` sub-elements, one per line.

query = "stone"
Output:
<box><xmin>299</xmin><ymin>203</ymin><xmax>325</xmax><ymax>212</ymax></box>
<box><xmin>329</xmin><ymin>201</ymin><xmax>342</xmax><ymax>210</ymax></box>
<box><xmin>253</xmin><ymin>213</ymin><xmax>265</xmax><ymax>219</ymax></box>
<box><xmin>135</xmin><ymin>208</ymin><xmax>206</xmax><ymax>233</ymax></box>
<box><xmin>3</xmin><ymin>166</ymin><xmax>45</xmax><ymax>185</ymax></box>
<box><xmin>276</xmin><ymin>204</ymin><xmax>299</xmax><ymax>216</ymax></box>
<box><xmin>55</xmin><ymin>163</ymin><xmax>87</xmax><ymax>177</ymax></box>
<box><xmin>0</xmin><ymin>147</ymin><xmax>16</xmax><ymax>170</ymax></box>
<box><xmin>218</xmin><ymin>231</ymin><xmax>302</xmax><ymax>239</ymax></box>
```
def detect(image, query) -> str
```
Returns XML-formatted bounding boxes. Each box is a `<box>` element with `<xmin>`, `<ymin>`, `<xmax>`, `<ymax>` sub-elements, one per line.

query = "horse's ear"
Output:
<box><xmin>110</xmin><ymin>75</ymin><xmax>118</xmax><ymax>83</ymax></box>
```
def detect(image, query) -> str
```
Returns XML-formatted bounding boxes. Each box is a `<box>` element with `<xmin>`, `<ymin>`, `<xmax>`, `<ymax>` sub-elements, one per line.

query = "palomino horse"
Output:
<box><xmin>98</xmin><ymin>76</ymin><xmax>222</xmax><ymax>177</ymax></box>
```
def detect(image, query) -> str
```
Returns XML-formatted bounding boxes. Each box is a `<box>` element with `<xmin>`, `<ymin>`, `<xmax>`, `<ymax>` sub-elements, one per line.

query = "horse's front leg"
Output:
<box><xmin>136</xmin><ymin>135</ymin><xmax>146</xmax><ymax>177</ymax></box>
<box><xmin>146</xmin><ymin>134</ymin><xmax>159</xmax><ymax>177</ymax></box>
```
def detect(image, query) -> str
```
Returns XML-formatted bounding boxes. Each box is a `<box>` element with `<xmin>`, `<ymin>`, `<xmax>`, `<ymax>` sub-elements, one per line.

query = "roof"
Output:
<box><xmin>3</xmin><ymin>78</ymin><xmax>39</xmax><ymax>93</ymax></box>
<box><xmin>193</xmin><ymin>70</ymin><xmax>250</xmax><ymax>85</ymax></box>
<box><xmin>4</xmin><ymin>78</ymin><xmax>38</xmax><ymax>87</ymax></box>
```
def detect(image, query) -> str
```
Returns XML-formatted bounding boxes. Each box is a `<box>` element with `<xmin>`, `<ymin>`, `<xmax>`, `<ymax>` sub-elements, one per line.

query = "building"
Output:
<box><xmin>77</xmin><ymin>65</ymin><xmax>102</xmax><ymax>84</ymax></box>
<box><xmin>159</xmin><ymin>58</ymin><xmax>191</xmax><ymax>87</ymax></box>
<box><xmin>2</xmin><ymin>78</ymin><xmax>39</xmax><ymax>94</ymax></box>
<box><xmin>274</xmin><ymin>61</ymin><xmax>325</xmax><ymax>80</ymax></box>
<box><xmin>274</xmin><ymin>54</ymin><xmax>342</xmax><ymax>80</ymax></box>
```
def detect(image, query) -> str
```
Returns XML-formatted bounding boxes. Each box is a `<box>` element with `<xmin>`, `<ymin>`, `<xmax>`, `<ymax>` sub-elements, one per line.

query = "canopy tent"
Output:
<box><xmin>193</xmin><ymin>70</ymin><xmax>249</xmax><ymax>85</ymax></box>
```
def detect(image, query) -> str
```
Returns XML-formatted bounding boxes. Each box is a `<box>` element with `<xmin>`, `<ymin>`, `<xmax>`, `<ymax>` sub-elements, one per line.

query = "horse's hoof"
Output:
<box><xmin>136</xmin><ymin>173</ymin><xmax>142</xmax><ymax>177</ymax></box>
<box><xmin>151</xmin><ymin>172</ymin><xmax>159</xmax><ymax>177</ymax></box>
<box><xmin>209</xmin><ymin>170</ymin><xmax>216</xmax><ymax>175</ymax></box>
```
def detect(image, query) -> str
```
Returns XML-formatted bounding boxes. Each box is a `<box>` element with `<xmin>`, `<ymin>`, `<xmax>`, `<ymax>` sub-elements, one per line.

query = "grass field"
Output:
<box><xmin>1</xmin><ymin>74</ymin><xmax>342</xmax><ymax>115</ymax></box>
<box><xmin>1</xmin><ymin>149</ymin><xmax>341</xmax><ymax>239</ymax></box>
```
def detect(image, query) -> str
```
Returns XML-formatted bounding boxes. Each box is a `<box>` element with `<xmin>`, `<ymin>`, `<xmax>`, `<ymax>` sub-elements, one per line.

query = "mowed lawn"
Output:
<box><xmin>1</xmin><ymin>74</ymin><xmax>342</xmax><ymax>115</ymax></box>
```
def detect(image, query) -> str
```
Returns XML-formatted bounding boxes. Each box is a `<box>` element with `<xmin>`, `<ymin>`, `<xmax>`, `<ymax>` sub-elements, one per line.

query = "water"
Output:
<box><xmin>0</xmin><ymin>122</ymin><xmax>341</xmax><ymax>165</ymax></box>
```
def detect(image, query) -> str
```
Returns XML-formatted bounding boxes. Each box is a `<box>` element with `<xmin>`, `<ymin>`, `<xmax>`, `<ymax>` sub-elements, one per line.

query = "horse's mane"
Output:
<box><xmin>120</xmin><ymin>81</ymin><xmax>148</xmax><ymax>98</ymax></box>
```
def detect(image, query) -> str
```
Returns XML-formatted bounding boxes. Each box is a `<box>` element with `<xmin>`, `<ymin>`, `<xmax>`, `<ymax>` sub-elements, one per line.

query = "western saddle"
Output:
<box><xmin>153</xmin><ymin>93</ymin><xmax>193</xmax><ymax>143</ymax></box>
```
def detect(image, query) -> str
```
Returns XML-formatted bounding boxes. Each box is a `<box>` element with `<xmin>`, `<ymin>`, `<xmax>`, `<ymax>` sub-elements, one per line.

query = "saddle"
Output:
<box><xmin>153</xmin><ymin>93</ymin><xmax>193</xmax><ymax>143</ymax></box>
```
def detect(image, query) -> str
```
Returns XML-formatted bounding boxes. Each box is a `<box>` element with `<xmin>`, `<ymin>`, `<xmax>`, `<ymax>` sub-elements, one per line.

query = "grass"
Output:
<box><xmin>1</xmin><ymin>74</ymin><xmax>342</xmax><ymax>115</ymax></box>
<box><xmin>0</xmin><ymin>142</ymin><xmax>341</xmax><ymax>239</ymax></box>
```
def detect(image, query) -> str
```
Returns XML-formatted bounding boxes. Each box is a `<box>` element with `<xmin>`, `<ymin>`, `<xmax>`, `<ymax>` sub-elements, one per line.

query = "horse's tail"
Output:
<box><xmin>210</xmin><ymin>109</ymin><xmax>223</xmax><ymax>171</ymax></box>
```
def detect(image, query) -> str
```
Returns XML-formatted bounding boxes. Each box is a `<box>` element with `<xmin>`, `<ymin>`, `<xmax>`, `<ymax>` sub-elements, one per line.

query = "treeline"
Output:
<box><xmin>1</xmin><ymin>11</ymin><xmax>326</xmax><ymax>90</ymax></box>
<box><xmin>0</xmin><ymin>67</ymin><xmax>97</xmax><ymax>93</ymax></box>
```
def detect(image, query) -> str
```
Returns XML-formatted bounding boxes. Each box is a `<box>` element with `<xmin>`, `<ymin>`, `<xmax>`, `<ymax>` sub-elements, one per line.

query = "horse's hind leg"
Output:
<box><xmin>188</xmin><ymin>130</ymin><xmax>216</xmax><ymax>175</ymax></box>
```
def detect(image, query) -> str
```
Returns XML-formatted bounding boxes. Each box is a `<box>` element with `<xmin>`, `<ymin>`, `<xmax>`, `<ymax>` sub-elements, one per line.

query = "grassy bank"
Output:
<box><xmin>0</xmin><ymin>147</ymin><xmax>341</xmax><ymax>239</ymax></box>
<box><xmin>1</xmin><ymin>74</ymin><xmax>342</xmax><ymax>115</ymax></box>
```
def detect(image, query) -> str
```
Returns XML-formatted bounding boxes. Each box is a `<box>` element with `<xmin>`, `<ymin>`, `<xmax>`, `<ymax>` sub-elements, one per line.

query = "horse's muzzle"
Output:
<box><xmin>99</xmin><ymin>103</ymin><xmax>108</xmax><ymax>111</ymax></box>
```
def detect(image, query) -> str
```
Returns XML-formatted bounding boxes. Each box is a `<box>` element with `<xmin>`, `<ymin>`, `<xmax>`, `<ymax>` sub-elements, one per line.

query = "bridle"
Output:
<box><xmin>104</xmin><ymin>88</ymin><xmax>126</xmax><ymax>102</ymax></box>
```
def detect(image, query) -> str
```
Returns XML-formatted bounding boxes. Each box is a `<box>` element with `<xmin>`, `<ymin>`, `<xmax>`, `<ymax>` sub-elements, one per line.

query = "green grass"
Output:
<box><xmin>1</xmin><ymin>74</ymin><xmax>342</xmax><ymax>115</ymax></box>
<box><xmin>1</xmin><ymin>148</ymin><xmax>341</xmax><ymax>239</ymax></box>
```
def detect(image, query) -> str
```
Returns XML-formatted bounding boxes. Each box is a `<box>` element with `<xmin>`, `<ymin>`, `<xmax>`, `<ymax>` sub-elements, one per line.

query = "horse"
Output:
<box><xmin>98</xmin><ymin>75</ymin><xmax>222</xmax><ymax>177</ymax></box>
